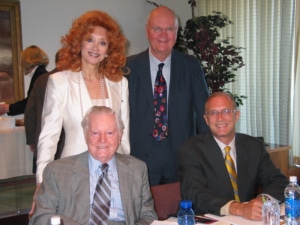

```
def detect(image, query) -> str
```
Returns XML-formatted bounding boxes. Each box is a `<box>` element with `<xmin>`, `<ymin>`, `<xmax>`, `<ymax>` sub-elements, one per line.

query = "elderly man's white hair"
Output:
<box><xmin>81</xmin><ymin>106</ymin><xmax>124</xmax><ymax>133</ymax></box>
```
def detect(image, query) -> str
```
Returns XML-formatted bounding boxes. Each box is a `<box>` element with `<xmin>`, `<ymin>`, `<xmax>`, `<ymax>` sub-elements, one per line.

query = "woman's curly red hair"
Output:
<box><xmin>57</xmin><ymin>10</ymin><xmax>128</xmax><ymax>82</ymax></box>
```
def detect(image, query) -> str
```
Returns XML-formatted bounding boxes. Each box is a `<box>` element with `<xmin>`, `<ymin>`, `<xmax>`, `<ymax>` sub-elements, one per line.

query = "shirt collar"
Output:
<box><xmin>214</xmin><ymin>136</ymin><xmax>236</xmax><ymax>154</ymax></box>
<box><xmin>88</xmin><ymin>153</ymin><xmax>116</xmax><ymax>174</ymax></box>
<box><xmin>148</xmin><ymin>48</ymin><xmax>171</xmax><ymax>68</ymax></box>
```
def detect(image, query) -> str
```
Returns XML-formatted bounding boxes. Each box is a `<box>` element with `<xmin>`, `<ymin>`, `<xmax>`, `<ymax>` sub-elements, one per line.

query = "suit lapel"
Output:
<box><xmin>168</xmin><ymin>50</ymin><xmax>178</xmax><ymax>107</ymax></box>
<box><xmin>139</xmin><ymin>50</ymin><xmax>155</xmax><ymax>106</ymax></box>
<box><xmin>115</xmin><ymin>154</ymin><xmax>132</xmax><ymax>225</ymax></box>
<box><xmin>234</xmin><ymin>135</ymin><xmax>250</xmax><ymax>200</ymax></box>
<box><xmin>106</xmin><ymin>78</ymin><xmax>120</xmax><ymax>113</ymax></box>
<box><xmin>72</xmin><ymin>71</ymin><xmax>93</xmax><ymax>116</ymax></box>
<box><xmin>70</xmin><ymin>152</ymin><xmax>90</xmax><ymax>217</ymax></box>
<box><xmin>168</xmin><ymin>50</ymin><xmax>183</xmax><ymax>117</ymax></box>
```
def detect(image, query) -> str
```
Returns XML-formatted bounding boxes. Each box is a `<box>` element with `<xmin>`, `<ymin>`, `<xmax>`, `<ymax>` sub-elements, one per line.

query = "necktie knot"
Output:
<box><xmin>225</xmin><ymin>146</ymin><xmax>231</xmax><ymax>154</ymax></box>
<box><xmin>158</xmin><ymin>63</ymin><xmax>164</xmax><ymax>71</ymax></box>
<box><xmin>101</xmin><ymin>163</ymin><xmax>109</xmax><ymax>174</ymax></box>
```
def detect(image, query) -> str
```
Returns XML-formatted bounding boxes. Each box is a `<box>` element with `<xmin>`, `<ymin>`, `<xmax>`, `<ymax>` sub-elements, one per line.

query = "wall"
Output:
<box><xmin>20</xmin><ymin>0</ymin><xmax>194</xmax><ymax>93</ymax></box>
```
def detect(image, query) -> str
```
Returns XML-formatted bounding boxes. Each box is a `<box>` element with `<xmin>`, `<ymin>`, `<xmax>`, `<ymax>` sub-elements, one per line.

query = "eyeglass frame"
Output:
<box><xmin>147</xmin><ymin>25</ymin><xmax>178</xmax><ymax>34</ymax></box>
<box><xmin>205</xmin><ymin>109</ymin><xmax>237</xmax><ymax>117</ymax></box>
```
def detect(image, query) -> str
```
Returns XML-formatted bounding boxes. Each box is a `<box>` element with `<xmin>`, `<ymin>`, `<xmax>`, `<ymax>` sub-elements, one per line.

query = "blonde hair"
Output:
<box><xmin>21</xmin><ymin>45</ymin><xmax>49</xmax><ymax>72</ymax></box>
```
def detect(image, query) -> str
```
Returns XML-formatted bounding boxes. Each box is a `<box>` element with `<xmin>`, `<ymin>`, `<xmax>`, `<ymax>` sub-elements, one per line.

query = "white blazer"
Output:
<box><xmin>36</xmin><ymin>70</ymin><xmax>130</xmax><ymax>183</ymax></box>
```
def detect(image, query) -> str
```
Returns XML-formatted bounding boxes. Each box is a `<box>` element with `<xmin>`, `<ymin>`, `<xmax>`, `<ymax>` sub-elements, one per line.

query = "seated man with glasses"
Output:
<box><xmin>178</xmin><ymin>92</ymin><xmax>288</xmax><ymax>221</ymax></box>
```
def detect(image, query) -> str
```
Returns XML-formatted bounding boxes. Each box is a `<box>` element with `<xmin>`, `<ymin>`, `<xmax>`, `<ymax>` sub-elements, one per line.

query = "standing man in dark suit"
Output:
<box><xmin>29</xmin><ymin>106</ymin><xmax>157</xmax><ymax>225</ymax></box>
<box><xmin>24</xmin><ymin>51</ymin><xmax>65</xmax><ymax>174</ymax></box>
<box><xmin>178</xmin><ymin>92</ymin><xmax>288</xmax><ymax>221</ymax></box>
<box><xmin>126</xmin><ymin>6</ymin><xmax>209</xmax><ymax>186</ymax></box>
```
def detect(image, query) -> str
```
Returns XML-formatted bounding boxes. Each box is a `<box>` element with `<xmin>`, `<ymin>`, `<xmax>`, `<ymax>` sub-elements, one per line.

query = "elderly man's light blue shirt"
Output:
<box><xmin>89</xmin><ymin>154</ymin><xmax>125</xmax><ymax>222</ymax></box>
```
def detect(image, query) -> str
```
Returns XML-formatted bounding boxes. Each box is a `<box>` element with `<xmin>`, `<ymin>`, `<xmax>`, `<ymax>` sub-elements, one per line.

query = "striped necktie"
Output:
<box><xmin>90</xmin><ymin>163</ymin><xmax>111</xmax><ymax>225</ymax></box>
<box><xmin>224</xmin><ymin>146</ymin><xmax>240</xmax><ymax>202</ymax></box>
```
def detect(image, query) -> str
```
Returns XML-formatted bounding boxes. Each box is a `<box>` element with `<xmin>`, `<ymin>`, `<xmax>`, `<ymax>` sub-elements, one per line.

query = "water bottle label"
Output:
<box><xmin>285</xmin><ymin>198</ymin><xmax>300</xmax><ymax>218</ymax></box>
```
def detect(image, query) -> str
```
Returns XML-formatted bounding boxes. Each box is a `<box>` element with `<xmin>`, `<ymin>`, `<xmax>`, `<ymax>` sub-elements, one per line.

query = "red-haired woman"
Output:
<box><xmin>31</xmin><ymin>11</ymin><xmax>130</xmax><ymax>216</ymax></box>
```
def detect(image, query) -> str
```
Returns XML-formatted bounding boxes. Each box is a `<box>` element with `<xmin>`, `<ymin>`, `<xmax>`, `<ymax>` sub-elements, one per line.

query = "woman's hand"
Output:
<box><xmin>29</xmin><ymin>183</ymin><xmax>41</xmax><ymax>219</ymax></box>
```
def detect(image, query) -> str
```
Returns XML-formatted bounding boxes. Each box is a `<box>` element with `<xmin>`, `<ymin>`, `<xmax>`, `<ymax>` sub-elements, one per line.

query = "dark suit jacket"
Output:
<box><xmin>178</xmin><ymin>131</ymin><xmax>289</xmax><ymax>215</ymax></box>
<box><xmin>8</xmin><ymin>65</ymin><xmax>47</xmax><ymax>116</ymax></box>
<box><xmin>29</xmin><ymin>152</ymin><xmax>157</xmax><ymax>225</ymax></box>
<box><xmin>126</xmin><ymin>49</ymin><xmax>209</xmax><ymax>182</ymax></box>
<box><xmin>24</xmin><ymin>69</ymin><xmax>65</xmax><ymax>162</ymax></box>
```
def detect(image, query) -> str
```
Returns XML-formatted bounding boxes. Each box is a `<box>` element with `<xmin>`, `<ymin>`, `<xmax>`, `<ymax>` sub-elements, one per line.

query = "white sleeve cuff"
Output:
<box><xmin>220</xmin><ymin>200</ymin><xmax>235</xmax><ymax>216</ymax></box>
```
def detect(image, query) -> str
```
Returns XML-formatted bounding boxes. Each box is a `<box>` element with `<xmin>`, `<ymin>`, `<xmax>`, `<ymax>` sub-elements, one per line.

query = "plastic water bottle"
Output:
<box><xmin>177</xmin><ymin>200</ymin><xmax>195</xmax><ymax>225</ymax></box>
<box><xmin>285</xmin><ymin>176</ymin><xmax>300</xmax><ymax>225</ymax></box>
<box><xmin>50</xmin><ymin>216</ymin><xmax>61</xmax><ymax>225</ymax></box>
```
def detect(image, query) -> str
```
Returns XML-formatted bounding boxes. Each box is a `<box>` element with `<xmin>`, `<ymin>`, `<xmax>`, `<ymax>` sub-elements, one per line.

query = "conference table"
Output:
<box><xmin>152</xmin><ymin>205</ymin><xmax>285</xmax><ymax>225</ymax></box>
<box><xmin>151</xmin><ymin>203</ymin><xmax>285</xmax><ymax>225</ymax></box>
<box><xmin>0</xmin><ymin>126</ymin><xmax>33</xmax><ymax>179</ymax></box>
<box><xmin>152</xmin><ymin>214</ymin><xmax>284</xmax><ymax>225</ymax></box>
<box><xmin>152</xmin><ymin>216</ymin><xmax>259</xmax><ymax>225</ymax></box>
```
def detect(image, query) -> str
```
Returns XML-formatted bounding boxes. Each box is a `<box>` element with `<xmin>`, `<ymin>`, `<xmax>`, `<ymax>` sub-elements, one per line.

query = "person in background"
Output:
<box><xmin>30</xmin><ymin>10</ymin><xmax>130</xmax><ymax>217</ymax></box>
<box><xmin>24</xmin><ymin>51</ymin><xmax>65</xmax><ymax>174</ymax></box>
<box><xmin>0</xmin><ymin>45</ymin><xmax>49</xmax><ymax>116</ymax></box>
<box><xmin>126</xmin><ymin>5</ymin><xmax>209</xmax><ymax>186</ymax></box>
<box><xmin>178</xmin><ymin>92</ymin><xmax>289</xmax><ymax>221</ymax></box>
<box><xmin>29</xmin><ymin>106</ymin><xmax>157</xmax><ymax>225</ymax></box>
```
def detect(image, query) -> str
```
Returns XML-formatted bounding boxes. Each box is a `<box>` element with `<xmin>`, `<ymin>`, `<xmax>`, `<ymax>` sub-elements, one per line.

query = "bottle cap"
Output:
<box><xmin>180</xmin><ymin>200</ymin><xmax>192</xmax><ymax>209</ymax></box>
<box><xmin>290</xmin><ymin>176</ymin><xmax>297</xmax><ymax>182</ymax></box>
<box><xmin>51</xmin><ymin>216</ymin><xmax>61</xmax><ymax>225</ymax></box>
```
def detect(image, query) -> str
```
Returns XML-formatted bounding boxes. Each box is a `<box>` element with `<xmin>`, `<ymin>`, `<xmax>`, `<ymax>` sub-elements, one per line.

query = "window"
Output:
<box><xmin>198</xmin><ymin>0</ymin><xmax>295</xmax><ymax>147</ymax></box>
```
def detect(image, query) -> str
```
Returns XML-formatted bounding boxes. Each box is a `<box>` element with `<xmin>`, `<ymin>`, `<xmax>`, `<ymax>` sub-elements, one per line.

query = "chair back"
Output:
<box><xmin>150</xmin><ymin>182</ymin><xmax>181</xmax><ymax>220</ymax></box>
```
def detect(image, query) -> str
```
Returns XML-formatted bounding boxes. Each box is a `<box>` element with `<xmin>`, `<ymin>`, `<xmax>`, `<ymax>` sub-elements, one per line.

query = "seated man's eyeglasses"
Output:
<box><xmin>206</xmin><ymin>109</ymin><xmax>237</xmax><ymax>117</ymax></box>
<box><xmin>148</xmin><ymin>26</ymin><xmax>178</xmax><ymax>34</ymax></box>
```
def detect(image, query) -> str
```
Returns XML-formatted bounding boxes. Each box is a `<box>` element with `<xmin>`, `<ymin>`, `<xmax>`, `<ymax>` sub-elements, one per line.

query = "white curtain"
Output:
<box><xmin>293</xmin><ymin>0</ymin><xmax>300</xmax><ymax>157</ymax></box>
<box><xmin>197</xmin><ymin>0</ymin><xmax>295</xmax><ymax>146</ymax></box>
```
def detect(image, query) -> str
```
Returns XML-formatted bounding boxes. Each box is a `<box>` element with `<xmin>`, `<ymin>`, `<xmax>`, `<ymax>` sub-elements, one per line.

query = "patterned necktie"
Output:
<box><xmin>224</xmin><ymin>146</ymin><xmax>240</xmax><ymax>202</ymax></box>
<box><xmin>90</xmin><ymin>163</ymin><xmax>111</xmax><ymax>225</ymax></box>
<box><xmin>153</xmin><ymin>63</ymin><xmax>168</xmax><ymax>141</ymax></box>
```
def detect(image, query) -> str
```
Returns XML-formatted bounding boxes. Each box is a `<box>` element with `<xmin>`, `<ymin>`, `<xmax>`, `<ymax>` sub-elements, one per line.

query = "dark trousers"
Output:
<box><xmin>146</xmin><ymin>138</ymin><xmax>179</xmax><ymax>186</ymax></box>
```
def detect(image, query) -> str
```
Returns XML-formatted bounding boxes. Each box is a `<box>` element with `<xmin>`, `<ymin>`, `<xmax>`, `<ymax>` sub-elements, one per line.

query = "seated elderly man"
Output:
<box><xmin>30</xmin><ymin>106</ymin><xmax>157</xmax><ymax>225</ymax></box>
<box><xmin>178</xmin><ymin>92</ymin><xmax>288</xmax><ymax>221</ymax></box>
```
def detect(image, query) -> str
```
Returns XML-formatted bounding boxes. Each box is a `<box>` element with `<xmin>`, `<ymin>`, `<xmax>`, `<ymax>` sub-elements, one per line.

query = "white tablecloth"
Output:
<box><xmin>0</xmin><ymin>126</ymin><xmax>33</xmax><ymax>179</ymax></box>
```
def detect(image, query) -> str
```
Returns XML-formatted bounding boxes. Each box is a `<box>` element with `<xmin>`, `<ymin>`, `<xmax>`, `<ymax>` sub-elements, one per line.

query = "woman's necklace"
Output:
<box><xmin>99</xmin><ymin>75</ymin><xmax>106</xmax><ymax>99</ymax></box>
<box><xmin>78</xmin><ymin>72</ymin><xmax>108</xmax><ymax>118</ymax></box>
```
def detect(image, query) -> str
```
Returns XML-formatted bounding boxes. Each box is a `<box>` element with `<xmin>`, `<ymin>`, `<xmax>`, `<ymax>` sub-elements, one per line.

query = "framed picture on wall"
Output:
<box><xmin>0</xmin><ymin>1</ymin><xmax>23</xmax><ymax>103</ymax></box>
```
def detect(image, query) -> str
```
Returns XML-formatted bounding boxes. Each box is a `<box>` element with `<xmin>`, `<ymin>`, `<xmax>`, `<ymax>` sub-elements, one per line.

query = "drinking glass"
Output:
<box><xmin>262</xmin><ymin>199</ymin><xmax>280</xmax><ymax>225</ymax></box>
